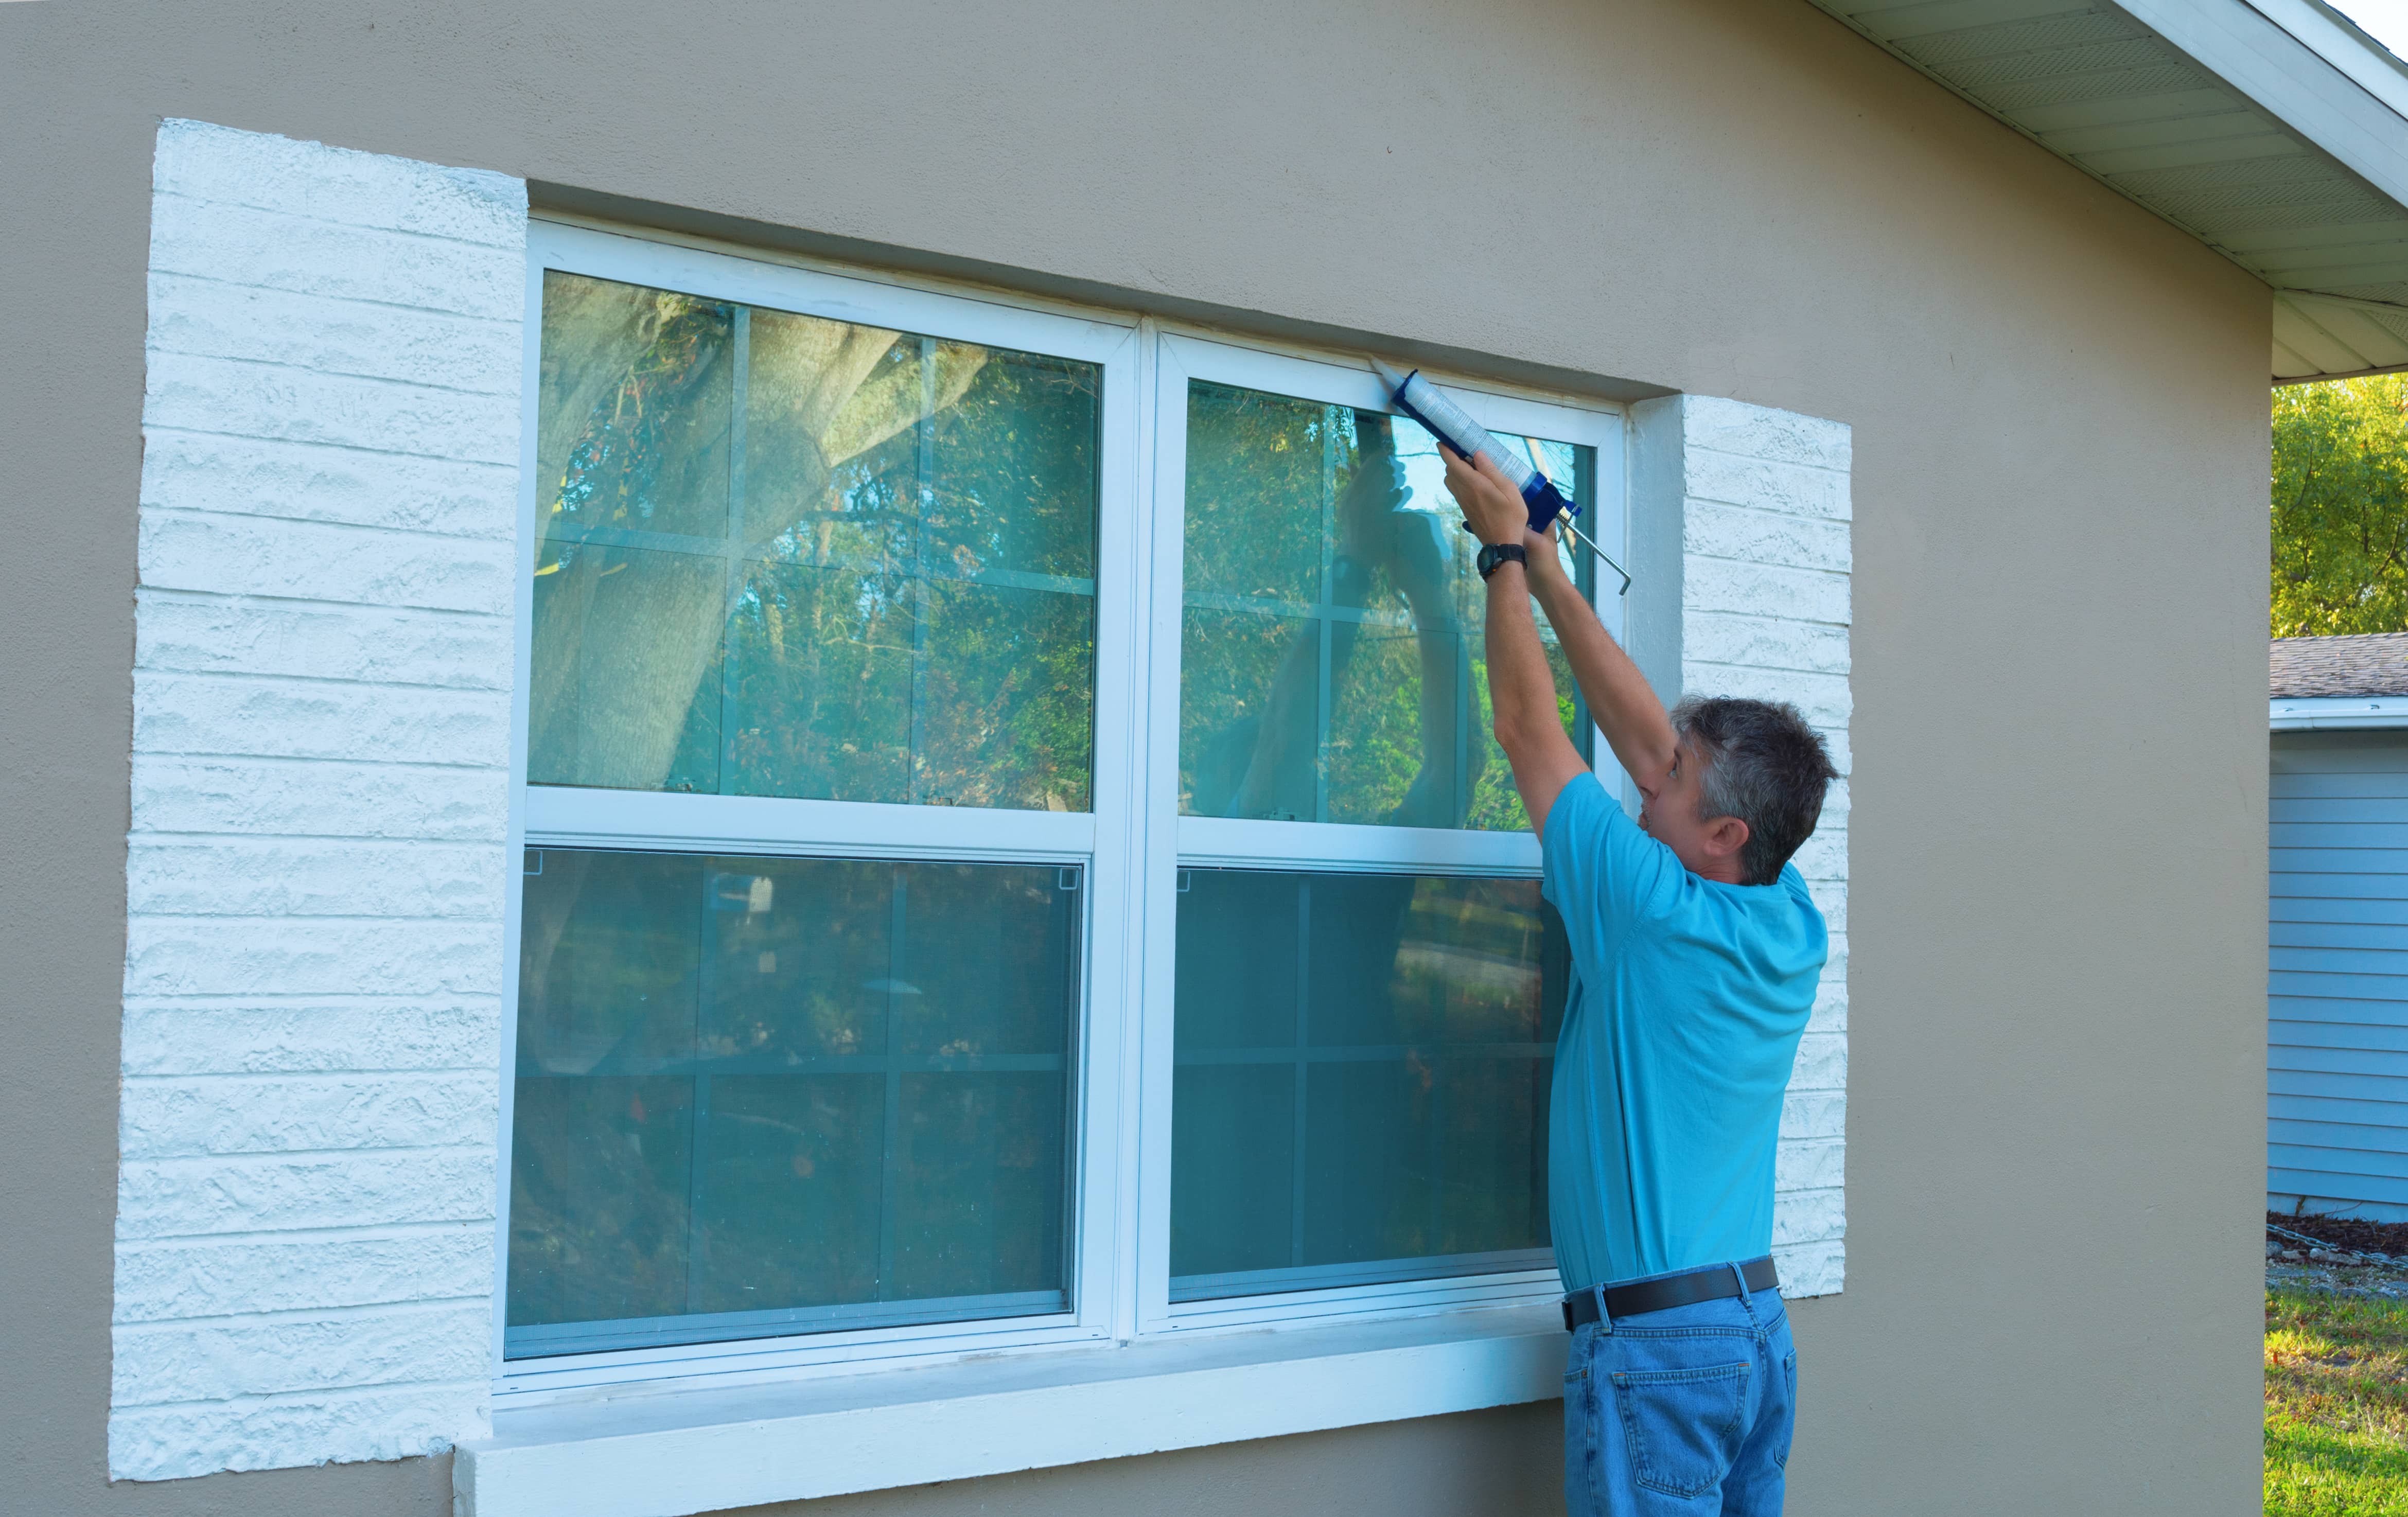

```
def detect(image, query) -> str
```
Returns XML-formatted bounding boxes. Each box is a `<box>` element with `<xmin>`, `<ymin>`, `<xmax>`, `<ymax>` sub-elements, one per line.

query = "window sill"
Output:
<box><xmin>454</xmin><ymin>1303</ymin><xmax>1567</xmax><ymax>1517</ymax></box>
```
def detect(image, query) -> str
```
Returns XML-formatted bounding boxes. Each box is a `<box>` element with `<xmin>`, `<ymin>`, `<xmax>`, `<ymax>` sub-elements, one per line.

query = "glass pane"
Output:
<box><xmin>506</xmin><ymin>848</ymin><xmax>1080</xmax><ymax>1355</ymax></box>
<box><xmin>1180</xmin><ymin>380</ymin><xmax>1594</xmax><ymax>831</ymax></box>
<box><xmin>1169</xmin><ymin>868</ymin><xmax>1564</xmax><ymax>1300</ymax></box>
<box><xmin>531</xmin><ymin>271</ymin><xmax>1099</xmax><ymax>810</ymax></box>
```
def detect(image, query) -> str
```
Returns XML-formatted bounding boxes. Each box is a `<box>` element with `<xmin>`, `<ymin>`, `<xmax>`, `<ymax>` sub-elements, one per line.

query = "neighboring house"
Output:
<box><xmin>1</xmin><ymin>3</ymin><xmax>2382</xmax><ymax>1516</ymax></box>
<box><xmin>2271</xmin><ymin>633</ymin><xmax>2408</xmax><ymax>1219</ymax></box>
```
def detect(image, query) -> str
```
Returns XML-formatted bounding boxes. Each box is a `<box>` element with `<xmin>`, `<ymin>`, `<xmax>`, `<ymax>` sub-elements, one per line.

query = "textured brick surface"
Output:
<box><xmin>113</xmin><ymin>1302</ymin><xmax>495</xmax><ymax>1404</ymax></box>
<box><xmin>1671</xmin><ymin>396</ymin><xmax>1853</xmax><ymax>1300</ymax></box>
<box><xmin>139</xmin><ymin>431</ymin><xmax>518</xmax><ymax>538</ymax></box>
<box><xmin>108</xmin><ymin>1382</ymin><xmax>494</xmax><ymax>1491</ymax></box>
<box><xmin>121</xmin><ymin>1000</ymin><xmax>501</xmax><ymax>1077</ymax></box>
<box><xmin>128</xmin><ymin>838</ymin><xmax>509</xmax><ymax>919</ymax></box>
<box><xmin>137</xmin><ymin>590</ymin><xmax>514</xmax><ymax>688</ymax></box>
<box><xmin>118</xmin><ymin>1149</ymin><xmax>500</xmax><ymax>1240</ymax></box>
<box><xmin>140</xmin><ymin>510</ymin><xmax>516</xmax><ymax>612</ymax></box>
<box><xmin>115</xmin><ymin>1226</ymin><xmax>495</xmax><ymax>1321</ymax></box>
<box><xmin>113</xmin><ymin>118</ymin><xmax>523</xmax><ymax>1481</ymax></box>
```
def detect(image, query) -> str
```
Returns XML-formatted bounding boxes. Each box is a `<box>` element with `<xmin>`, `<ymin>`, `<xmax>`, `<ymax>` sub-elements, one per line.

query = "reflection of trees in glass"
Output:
<box><xmin>530</xmin><ymin>273</ymin><xmax>1099</xmax><ymax>809</ymax></box>
<box><xmin>508</xmin><ymin>850</ymin><xmax>1077</xmax><ymax>1342</ymax></box>
<box><xmin>1180</xmin><ymin>380</ymin><xmax>1591</xmax><ymax>833</ymax></box>
<box><xmin>1169</xmin><ymin>868</ymin><xmax>1564</xmax><ymax>1293</ymax></box>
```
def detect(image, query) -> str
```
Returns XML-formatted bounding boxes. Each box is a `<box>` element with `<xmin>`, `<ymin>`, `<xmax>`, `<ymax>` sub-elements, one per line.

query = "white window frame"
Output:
<box><xmin>492</xmin><ymin>222</ymin><xmax>1627</xmax><ymax>1404</ymax></box>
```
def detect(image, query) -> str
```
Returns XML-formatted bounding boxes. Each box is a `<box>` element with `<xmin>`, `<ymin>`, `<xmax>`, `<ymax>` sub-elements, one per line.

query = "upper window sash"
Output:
<box><xmin>1147</xmin><ymin>333</ymin><xmax>1625</xmax><ymax>876</ymax></box>
<box><xmin>519</xmin><ymin>222</ymin><xmax>1142</xmax><ymax>841</ymax></box>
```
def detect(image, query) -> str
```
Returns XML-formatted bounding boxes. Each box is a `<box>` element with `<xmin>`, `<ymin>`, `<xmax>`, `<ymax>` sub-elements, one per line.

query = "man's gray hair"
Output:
<box><xmin>1671</xmin><ymin>696</ymin><xmax>1839</xmax><ymax>887</ymax></box>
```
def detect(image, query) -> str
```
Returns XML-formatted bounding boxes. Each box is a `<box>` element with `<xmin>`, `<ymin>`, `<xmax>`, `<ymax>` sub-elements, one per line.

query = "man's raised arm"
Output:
<box><xmin>1441</xmin><ymin>451</ymin><xmax>1680</xmax><ymax>805</ymax></box>
<box><xmin>1518</xmin><ymin>506</ymin><xmax>1678</xmax><ymax>796</ymax></box>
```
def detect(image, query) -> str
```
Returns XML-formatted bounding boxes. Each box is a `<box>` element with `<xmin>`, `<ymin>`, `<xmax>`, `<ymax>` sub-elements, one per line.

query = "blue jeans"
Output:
<box><xmin>1561</xmin><ymin>1274</ymin><xmax>1796</xmax><ymax>1515</ymax></box>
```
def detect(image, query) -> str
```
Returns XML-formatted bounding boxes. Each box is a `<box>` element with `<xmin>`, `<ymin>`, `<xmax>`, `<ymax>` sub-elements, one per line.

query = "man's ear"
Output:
<box><xmin>1704</xmin><ymin>814</ymin><xmax>1750</xmax><ymax>861</ymax></box>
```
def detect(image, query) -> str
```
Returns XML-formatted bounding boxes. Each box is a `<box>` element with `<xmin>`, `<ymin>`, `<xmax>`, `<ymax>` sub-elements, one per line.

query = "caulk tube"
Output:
<box><xmin>1369</xmin><ymin>358</ymin><xmax>1580</xmax><ymax>537</ymax></box>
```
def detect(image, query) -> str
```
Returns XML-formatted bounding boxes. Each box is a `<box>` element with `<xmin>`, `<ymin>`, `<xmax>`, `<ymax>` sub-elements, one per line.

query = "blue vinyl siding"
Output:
<box><xmin>2271</xmin><ymin>731</ymin><xmax>2408</xmax><ymax>1221</ymax></box>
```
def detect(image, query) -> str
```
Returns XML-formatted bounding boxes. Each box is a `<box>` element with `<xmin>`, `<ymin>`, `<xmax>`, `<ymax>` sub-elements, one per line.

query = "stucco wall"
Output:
<box><xmin>0</xmin><ymin>1</ymin><xmax>2269</xmax><ymax>1514</ymax></box>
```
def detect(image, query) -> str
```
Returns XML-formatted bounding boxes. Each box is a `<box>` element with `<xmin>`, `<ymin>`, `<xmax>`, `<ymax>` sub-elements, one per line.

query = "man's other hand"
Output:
<box><xmin>1525</xmin><ymin>522</ymin><xmax>1565</xmax><ymax>582</ymax></box>
<box><xmin>1439</xmin><ymin>447</ymin><xmax>1526</xmax><ymax>548</ymax></box>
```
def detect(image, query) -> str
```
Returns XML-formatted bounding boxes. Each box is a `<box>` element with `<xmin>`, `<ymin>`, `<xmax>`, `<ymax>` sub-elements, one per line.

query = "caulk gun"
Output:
<box><xmin>1369</xmin><ymin>358</ymin><xmax>1631</xmax><ymax>595</ymax></box>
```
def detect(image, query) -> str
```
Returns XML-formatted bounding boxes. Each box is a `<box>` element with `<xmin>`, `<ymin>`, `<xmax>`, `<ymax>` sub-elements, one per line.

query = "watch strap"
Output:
<box><xmin>1477</xmin><ymin>542</ymin><xmax>1528</xmax><ymax>580</ymax></box>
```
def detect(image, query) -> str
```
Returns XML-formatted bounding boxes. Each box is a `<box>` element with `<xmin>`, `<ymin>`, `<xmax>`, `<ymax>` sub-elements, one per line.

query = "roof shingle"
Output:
<box><xmin>2272</xmin><ymin>634</ymin><xmax>2408</xmax><ymax>698</ymax></box>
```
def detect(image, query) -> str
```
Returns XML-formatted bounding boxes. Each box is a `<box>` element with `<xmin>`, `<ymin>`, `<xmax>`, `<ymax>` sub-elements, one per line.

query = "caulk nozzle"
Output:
<box><xmin>1368</xmin><ymin>357</ymin><xmax>1411</xmax><ymax>396</ymax></box>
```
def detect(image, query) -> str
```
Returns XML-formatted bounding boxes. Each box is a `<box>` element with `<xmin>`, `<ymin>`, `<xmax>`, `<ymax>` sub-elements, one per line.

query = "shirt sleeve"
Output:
<box><xmin>1541</xmin><ymin>771</ymin><xmax>1682</xmax><ymax>941</ymax></box>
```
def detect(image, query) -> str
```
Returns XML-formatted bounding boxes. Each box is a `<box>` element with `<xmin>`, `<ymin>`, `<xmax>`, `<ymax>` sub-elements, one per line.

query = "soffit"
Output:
<box><xmin>1805</xmin><ymin>0</ymin><xmax>2408</xmax><ymax>382</ymax></box>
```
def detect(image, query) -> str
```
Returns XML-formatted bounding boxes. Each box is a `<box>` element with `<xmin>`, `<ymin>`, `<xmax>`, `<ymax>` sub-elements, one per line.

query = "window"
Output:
<box><xmin>501</xmin><ymin>226</ymin><xmax>1623</xmax><ymax>1386</ymax></box>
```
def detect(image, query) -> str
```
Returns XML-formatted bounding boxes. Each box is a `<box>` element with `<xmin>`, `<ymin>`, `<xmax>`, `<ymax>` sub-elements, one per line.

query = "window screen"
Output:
<box><xmin>1170</xmin><ymin>868</ymin><xmax>1566</xmax><ymax>1300</ymax></box>
<box><xmin>508</xmin><ymin>850</ymin><xmax>1080</xmax><ymax>1354</ymax></box>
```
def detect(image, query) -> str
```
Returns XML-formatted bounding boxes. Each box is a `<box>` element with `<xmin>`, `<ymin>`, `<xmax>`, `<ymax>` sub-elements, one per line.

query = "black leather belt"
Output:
<box><xmin>1562</xmin><ymin>1256</ymin><xmax>1778</xmax><ymax>1330</ymax></box>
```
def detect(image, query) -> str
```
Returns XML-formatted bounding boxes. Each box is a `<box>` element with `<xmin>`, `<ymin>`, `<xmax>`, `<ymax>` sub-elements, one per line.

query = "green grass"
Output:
<box><xmin>2267</xmin><ymin>1287</ymin><xmax>2408</xmax><ymax>1515</ymax></box>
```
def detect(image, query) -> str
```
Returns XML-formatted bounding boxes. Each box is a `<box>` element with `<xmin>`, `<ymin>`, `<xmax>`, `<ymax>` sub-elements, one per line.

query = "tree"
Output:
<box><xmin>2273</xmin><ymin>373</ymin><xmax>2408</xmax><ymax>637</ymax></box>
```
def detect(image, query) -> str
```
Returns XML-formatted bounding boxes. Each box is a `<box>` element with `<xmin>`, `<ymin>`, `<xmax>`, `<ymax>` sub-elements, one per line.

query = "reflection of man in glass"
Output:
<box><xmin>1443</xmin><ymin>451</ymin><xmax>1836</xmax><ymax>1516</ymax></box>
<box><xmin>1194</xmin><ymin>411</ymin><xmax>1481</xmax><ymax>829</ymax></box>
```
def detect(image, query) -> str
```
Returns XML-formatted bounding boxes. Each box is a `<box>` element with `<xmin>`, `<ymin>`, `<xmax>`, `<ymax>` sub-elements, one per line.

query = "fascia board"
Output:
<box><xmin>2248</xmin><ymin>0</ymin><xmax>2408</xmax><ymax>121</ymax></box>
<box><xmin>2115</xmin><ymin>0</ymin><xmax>2408</xmax><ymax>216</ymax></box>
<box><xmin>2271</xmin><ymin>695</ymin><xmax>2408</xmax><ymax>729</ymax></box>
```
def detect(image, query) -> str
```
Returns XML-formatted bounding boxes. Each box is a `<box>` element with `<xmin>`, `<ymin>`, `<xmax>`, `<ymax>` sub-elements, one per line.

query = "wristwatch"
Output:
<box><xmin>1475</xmin><ymin>542</ymin><xmax>1527</xmax><ymax>580</ymax></box>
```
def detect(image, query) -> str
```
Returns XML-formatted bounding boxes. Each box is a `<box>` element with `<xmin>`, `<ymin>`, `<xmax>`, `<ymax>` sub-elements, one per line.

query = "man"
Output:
<box><xmin>1440</xmin><ymin>449</ymin><xmax>1838</xmax><ymax>1516</ymax></box>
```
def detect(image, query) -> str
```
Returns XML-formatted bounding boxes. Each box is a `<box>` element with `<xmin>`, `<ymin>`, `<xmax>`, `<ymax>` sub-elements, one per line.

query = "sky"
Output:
<box><xmin>2335</xmin><ymin>0</ymin><xmax>2408</xmax><ymax>58</ymax></box>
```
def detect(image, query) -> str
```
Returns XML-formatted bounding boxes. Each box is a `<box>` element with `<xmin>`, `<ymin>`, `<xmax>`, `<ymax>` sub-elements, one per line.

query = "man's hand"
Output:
<box><xmin>1439</xmin><ymin>447</ymin><xmax>1527</xmax><ymax>546</ymax></box>
<box><xmin>1437</xmin><ymin>439</ymin><xmax>1587</xmax><ymax>837</ymax></box>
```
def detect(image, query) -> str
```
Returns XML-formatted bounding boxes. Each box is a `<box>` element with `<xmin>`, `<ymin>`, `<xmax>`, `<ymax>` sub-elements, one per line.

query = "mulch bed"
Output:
<box><xmin>2271</xmin><ymin>1211</ymin><xmax>2408</xmax><ymax>1257</ymax></box>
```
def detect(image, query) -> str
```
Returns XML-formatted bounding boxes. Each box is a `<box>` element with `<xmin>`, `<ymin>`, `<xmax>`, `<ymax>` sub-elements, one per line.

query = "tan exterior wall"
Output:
<box><xmin>0</xmin><ymin>0</ymin><xmax>2269</xmax><ymax>1512</ymax></box>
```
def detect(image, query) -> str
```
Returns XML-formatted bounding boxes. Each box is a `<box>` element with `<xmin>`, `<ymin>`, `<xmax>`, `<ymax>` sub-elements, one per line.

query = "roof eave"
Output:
<box><xmin>2271</xmin><ymin>695</ymin><xmax>2408</xmax><ymax>729</ymax></box>
<box><xmin>1802</xmin><ymin>0</ymin><xmax>2408</xmax><ymax>384</ymax></box>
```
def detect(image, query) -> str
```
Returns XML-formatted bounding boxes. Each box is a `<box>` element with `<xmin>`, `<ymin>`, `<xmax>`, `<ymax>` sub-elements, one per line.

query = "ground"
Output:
<box><xmin>2268</xmin><ymin>1214</ymin><xmax>2408</xmax><ymax>1515</ymax></box>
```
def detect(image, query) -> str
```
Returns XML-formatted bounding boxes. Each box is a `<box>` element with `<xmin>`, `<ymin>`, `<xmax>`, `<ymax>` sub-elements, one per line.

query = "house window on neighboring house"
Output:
<box><xmin>503</xmin><ymin>226</ymin><xmax>1624</xmax><ymax>1378</ymax></box>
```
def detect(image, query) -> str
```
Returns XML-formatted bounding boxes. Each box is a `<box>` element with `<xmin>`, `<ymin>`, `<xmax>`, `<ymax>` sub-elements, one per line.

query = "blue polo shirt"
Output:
<box><xmin>1541</xmin><ymin>771</ymin><xmax>1826</xmax><ymax>1291</ymax></box>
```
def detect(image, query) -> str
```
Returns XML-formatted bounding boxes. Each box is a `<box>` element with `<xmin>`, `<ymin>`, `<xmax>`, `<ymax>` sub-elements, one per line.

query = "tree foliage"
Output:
<box><xmin>2273</xmin><ymin>374</ymin><xmax>2408</xmax><ymax>637</ymax></box>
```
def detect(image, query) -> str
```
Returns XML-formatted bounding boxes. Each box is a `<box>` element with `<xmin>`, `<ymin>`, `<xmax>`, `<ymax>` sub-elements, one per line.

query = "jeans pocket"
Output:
<box><xmin>1611</xmin><ymin>1360</ymin><xmax>1752</xmax><ymax>1498</ymax></box>
<box><xmin>1774</xmin><ymin>1348</ymin><xmax>1798</xmax><ymax>1469</ymax></box>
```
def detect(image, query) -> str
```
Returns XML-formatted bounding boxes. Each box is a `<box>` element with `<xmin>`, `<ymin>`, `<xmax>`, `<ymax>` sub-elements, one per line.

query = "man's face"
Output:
<box><xmin>1638</xmin><ymin>739</ymin><xmax>1748</xmax><ymax>884</ymax></box>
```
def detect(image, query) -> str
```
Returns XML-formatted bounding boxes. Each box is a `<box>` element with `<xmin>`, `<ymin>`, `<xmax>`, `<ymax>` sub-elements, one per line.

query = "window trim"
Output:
<box><xmin>493</xmin><ymin>222</ymin><xmax>1630</xmax><ymax>1402</ymax></box>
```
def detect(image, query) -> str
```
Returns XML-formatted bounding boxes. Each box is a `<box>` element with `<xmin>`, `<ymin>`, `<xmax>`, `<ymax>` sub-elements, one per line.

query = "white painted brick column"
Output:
<box><xmin>1641</xmin><ymin>394</ymin><xmax>1853</xmax><ymax>1299</ymax></box>
<box><xmin>113</xmin><ymin>119</ymin><xmax>525</xmax><ymax>1481</ymax></box>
